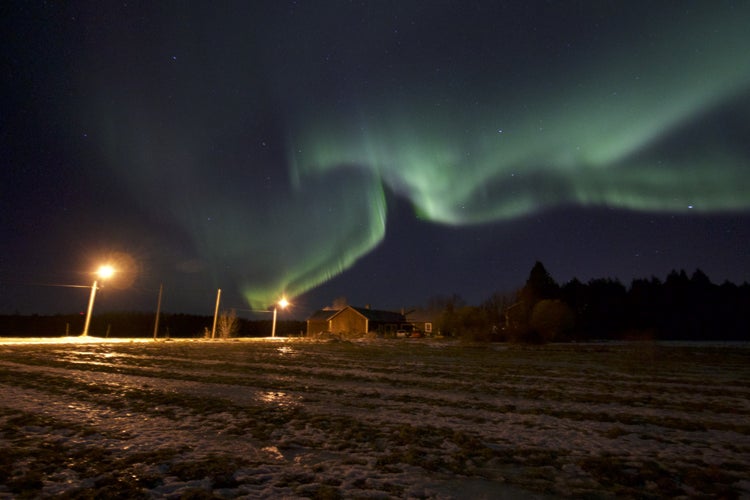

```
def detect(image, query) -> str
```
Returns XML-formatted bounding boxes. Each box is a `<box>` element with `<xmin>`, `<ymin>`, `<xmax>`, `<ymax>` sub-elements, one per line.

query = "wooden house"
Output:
<box><xmin>306</xmin><ymin>306</ymin><xmax>405</xmax><ymax>338</ymax></box>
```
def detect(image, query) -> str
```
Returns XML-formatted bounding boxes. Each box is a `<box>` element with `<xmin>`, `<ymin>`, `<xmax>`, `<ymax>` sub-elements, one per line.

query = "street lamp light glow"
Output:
<box><xmin>278</xmin><ymin>297</ymin><xmax>289</xmax><ymax>309</ymax></box>
<box><xmin>97</xmin><ymin>264</ymin><xmax>115</xmax><ymax>279</ymax></box>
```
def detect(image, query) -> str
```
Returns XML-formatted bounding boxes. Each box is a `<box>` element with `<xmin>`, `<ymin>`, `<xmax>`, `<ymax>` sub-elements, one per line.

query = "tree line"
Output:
<box><xmin>3</xmin><ymin>262</ymin><xmax>747</xmax><ymax>342</ymax></box>
<box><xmin>431</xmin><ymin>262</ymin><xmax>750</xmax><ymax>342</ymax></box>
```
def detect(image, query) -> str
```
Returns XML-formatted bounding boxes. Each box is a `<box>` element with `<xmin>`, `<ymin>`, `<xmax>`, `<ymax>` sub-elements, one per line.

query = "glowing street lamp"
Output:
<box><xmin>81</xmin><ymin>265</ymin><xmax>115</xmax><ymax>337</ymax></box>
<box><xmin>271</xmin><ymin>297</ymin><xmax>289</xmax><ymax>338</ymax></box>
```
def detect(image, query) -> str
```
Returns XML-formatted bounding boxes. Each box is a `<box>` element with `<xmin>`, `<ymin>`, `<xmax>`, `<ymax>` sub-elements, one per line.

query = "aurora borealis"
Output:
<box><xmin>3</xmin><ymin>2</ymin><xmax>749</xmax><ymax>316</ymax></box>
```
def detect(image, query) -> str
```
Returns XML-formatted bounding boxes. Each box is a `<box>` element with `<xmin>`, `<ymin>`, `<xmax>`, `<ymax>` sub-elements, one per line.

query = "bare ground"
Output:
<box><xmin>0</xmin><ymin>338</ymin><xmax>748</xmax><ymax>498</ymax></box>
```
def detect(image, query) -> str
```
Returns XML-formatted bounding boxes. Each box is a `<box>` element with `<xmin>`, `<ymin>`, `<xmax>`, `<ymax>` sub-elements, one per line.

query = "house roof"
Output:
<box><xmin>405</xmin><ymin>309</ymin><xmax>436</xmax><ymax>322</ymax></box>
<box><xmin>306</xmin><ymin>309</ymin><xmax>341</xmax><ymax>321</ymax></box>
<box><xmin>340</xmin><ymin>306</ymin><xmax>405</xmax><ymax>323</ymax></box>
<box><xmin>307</xmin><ymin>306</ymin><xmax>405</xmax><ymax>323</ymax></box>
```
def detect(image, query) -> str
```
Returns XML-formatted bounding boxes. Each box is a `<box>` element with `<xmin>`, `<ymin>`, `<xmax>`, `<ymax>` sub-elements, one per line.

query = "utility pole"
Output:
<box><xmin>272</xmin><ymin>306</ymin><xmax>278</xmax><ymax>338</ymax></box>
<box><xmin>82</xmin><ymin>280</ymin><xmax>99</xmax><ymax>337</ymax></box>
<box><xmin>153</xmin><ymin>283</ymin><xmax>163</xmax><ymax>340</ymax></box>
<box><xmin>211</xmin><ymin>288</ymin><xmax>221</xmax><ymax>339</ymax></box>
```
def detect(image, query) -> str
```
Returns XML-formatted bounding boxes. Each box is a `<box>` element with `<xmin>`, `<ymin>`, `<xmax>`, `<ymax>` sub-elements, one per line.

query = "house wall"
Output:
<box><xmin>406</xmin><ymin>321</ymin><xmax>434</xmax><ymax>335</ymax></box>
<box><xmin>371</xmin><ymin>321</ymin><xmax>400</xmax><ymax>336</ymax></box>
<box><xmin>330</xmin><ymin>308</ymin><xmax>367</xmax><ymax>335</ymax></box>
<box><xmin>306</xmin><ymin>319</ymin><xmax>329</xmax><ymax>336</ymax></box>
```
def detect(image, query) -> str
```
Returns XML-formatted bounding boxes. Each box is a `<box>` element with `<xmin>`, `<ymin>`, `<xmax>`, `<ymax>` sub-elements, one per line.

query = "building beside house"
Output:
<box><xmin>306</xmin><ymin>306</ymin><xmax>406</xmax><ymax>338</ymax></box>
<box><xmin>405</xmin><ymin>309</ymin><xmax>436</xmax><ymax>337</ymax></box>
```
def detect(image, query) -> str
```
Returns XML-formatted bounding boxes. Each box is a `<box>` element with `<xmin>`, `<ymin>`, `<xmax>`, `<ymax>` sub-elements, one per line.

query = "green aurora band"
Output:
<box><xmin>277</xmin><ymin>5</ymin><xmax>750</xmax><ymax>305</ymax></box>
<box><xmin>91</xmin><ymin>3</ymin><xmax>750</xmax><ymax>309</ymax></box>
<box><xmin>288</xmin><ymin>5</ymin><xmax>750</xmax><ymax>224</ymax></box>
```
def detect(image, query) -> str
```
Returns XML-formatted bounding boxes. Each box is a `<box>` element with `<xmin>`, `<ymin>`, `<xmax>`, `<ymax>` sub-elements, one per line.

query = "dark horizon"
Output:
<box><xmin>3</xmin><ymin>261</ymin><xmax>748</xmax><ymax>344</ymax></box>
<box><xmin>3</xmin><ymin>260</ymin><xmax>749</xmax><ymax>321</ymax></box>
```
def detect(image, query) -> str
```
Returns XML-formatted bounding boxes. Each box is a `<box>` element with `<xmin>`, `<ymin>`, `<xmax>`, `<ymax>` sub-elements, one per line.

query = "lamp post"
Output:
<box><xmin>81</xmin><ymin>265</ymin><xmax>115</xmax><ymax>337</ymax></box>
<box><xmin>271</xmin><ymin>297</ymin><xmax>289</xmax><ymax>338</ymax></box>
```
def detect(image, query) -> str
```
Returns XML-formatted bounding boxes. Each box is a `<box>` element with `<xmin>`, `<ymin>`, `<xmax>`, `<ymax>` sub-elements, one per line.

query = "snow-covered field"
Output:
<box><xmin>0</xmin><ymin>338</ymin><xmax>748</xmax><ymax>499</ymax></box>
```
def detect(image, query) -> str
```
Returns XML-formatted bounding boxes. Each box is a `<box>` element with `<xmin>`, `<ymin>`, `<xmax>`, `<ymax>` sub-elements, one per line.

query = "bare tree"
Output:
<box><xmin>217</xmin><ymin>309</ymin><xmax>239</xmax><ymax>339</ymax></box>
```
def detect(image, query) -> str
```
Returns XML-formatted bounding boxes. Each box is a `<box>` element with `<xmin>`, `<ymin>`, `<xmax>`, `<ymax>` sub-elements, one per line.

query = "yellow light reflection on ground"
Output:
<box><xmin>0</xmin><ymin>337</ymin><xmax>155</xmax><ymax>345</ymax></box>
<box><xmin>257</xmin><ymin>391</ymin><xmax>297</xmax><ymax>409</ymax></box>
<box><xmin>0</xmin><ymin>336</ymin><xmax>302</xmax><ymax>345</ymax></box>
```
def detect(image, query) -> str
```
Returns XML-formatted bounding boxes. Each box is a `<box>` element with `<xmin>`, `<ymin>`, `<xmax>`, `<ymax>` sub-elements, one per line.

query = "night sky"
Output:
<box><xmin>3</xmin><ymin>1</ymin><xmax>749</xmax><ymax>319</ymax></box>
